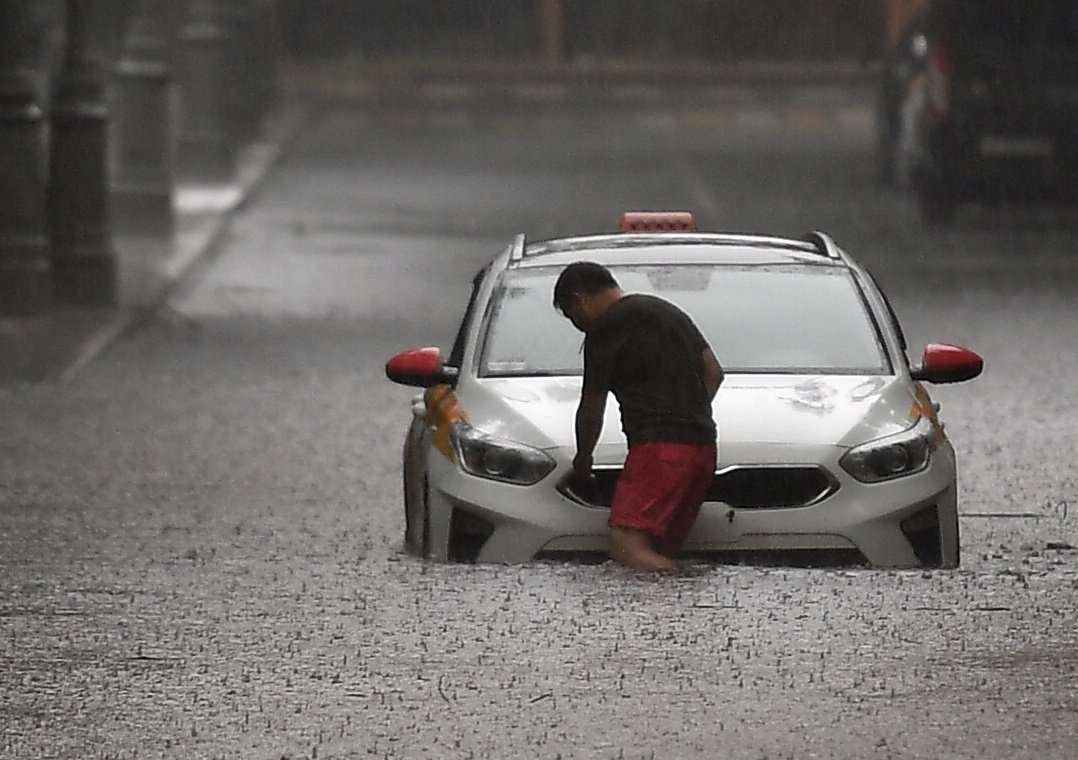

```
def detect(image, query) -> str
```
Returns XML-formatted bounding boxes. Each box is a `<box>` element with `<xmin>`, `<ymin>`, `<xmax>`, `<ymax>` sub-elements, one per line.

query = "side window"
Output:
<box><xmin>448</xmin><ymin>265</ymin><xmax>489</xmax><ymax>368</ymax></box>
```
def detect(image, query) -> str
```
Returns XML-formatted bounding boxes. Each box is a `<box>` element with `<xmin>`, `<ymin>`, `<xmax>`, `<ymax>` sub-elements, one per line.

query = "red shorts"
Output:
<box><xmin>610</xmin><ymin>441</ymin><xmax>717</xmax><ymax>545</ymax></box>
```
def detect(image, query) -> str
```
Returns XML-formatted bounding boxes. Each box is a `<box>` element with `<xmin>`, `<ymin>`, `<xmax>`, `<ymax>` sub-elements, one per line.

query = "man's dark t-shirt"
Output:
<box><xmin>583</xmin><ymin>293</ymin><xmax>717</xmax><ymax>447</ymax></box>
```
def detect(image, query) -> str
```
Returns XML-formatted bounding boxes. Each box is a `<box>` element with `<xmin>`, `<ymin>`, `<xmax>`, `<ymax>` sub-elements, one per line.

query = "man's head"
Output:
<box><xmin>553</xmin><ymin>261</ymin><xmax>622</xmax><ymax>332</ymax></box>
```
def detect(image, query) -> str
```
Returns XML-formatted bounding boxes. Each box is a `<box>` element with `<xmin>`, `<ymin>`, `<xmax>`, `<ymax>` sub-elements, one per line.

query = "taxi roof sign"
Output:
<box><xmin>619</xmin><ymin>211</ymin><xmax>697</xmax><ymax>233</ymax></box>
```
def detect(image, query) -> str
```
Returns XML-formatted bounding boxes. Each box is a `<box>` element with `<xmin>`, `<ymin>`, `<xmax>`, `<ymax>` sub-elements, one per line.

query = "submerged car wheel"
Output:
<box><xmin>419</xmin><ymin>477</ymin><xmax>431</xmax><ymax>557</ymax></box>
<box><xmin>403</xmin><ymin>470</ymin><xmax>432</xmax><ymax>557</ymax></box>
<box><xmin>403</xmin><ymin>471</ymin><xmax>416</xmax><ymax>551</ymax></box>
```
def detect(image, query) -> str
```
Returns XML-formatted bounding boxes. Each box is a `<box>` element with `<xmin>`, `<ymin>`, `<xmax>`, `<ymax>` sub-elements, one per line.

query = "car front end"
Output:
<box><xmin>416</xmin><ymin>373</ymin><xmax>960</xmax><ymax>568</ymax></box>
<box><xmin>385</xmin><ymin>218</ymin><xmax>982</xmax><ymax>569</ymax></box>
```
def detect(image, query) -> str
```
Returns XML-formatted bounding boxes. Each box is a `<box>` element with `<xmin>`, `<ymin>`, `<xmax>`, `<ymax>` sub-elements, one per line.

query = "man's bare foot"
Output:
<box><xmin>609</xmin><ymin>526</ymin><xmax>682</xmax><ymax>573</ymax></box>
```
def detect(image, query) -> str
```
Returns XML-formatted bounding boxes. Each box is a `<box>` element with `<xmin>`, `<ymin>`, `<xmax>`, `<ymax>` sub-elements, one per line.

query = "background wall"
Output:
<box><xmin>278</xmin><ymin>0</ymin><xmax>885</xmax><ymax>64</ymax></box>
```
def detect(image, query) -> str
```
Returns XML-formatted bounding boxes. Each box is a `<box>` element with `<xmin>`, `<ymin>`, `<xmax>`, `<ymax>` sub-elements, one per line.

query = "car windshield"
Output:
<box><xmin>480</xmin><ymin>263</ymin><xmax>891</xmax><ymax>377</ymax></box>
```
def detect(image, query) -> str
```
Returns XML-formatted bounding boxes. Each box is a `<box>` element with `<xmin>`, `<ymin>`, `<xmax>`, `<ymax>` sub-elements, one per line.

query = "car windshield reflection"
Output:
<box><xmin>480</xmin><ymin>264</ymin><xmax>891</xmax><ymax>378</ymax></box>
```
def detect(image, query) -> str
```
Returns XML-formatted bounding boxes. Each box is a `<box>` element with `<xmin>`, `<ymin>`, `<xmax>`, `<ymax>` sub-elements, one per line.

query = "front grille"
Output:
<box><xmin>710</xmin><ymin>466</ymin><xmax>836</xmax><ymax>508</ymax></box>
<box><xmin>560</xmin><ymin>465</ymin><xmax>837</xmax><ymax>509</ymax></box>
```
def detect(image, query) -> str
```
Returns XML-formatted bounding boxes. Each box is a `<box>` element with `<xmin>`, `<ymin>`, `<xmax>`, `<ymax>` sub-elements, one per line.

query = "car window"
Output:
<box><xmin>448</xmin><ymin>264</ymin><xmax>489</xmax><ymax>368</ymax></box>
<box><xmin>480</xmin><ymin>263</ymin><xmax>891</xmax><ymax>377</ymax></box>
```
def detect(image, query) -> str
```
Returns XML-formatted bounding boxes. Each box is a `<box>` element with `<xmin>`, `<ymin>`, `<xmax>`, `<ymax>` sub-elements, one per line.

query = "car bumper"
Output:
<box><xmin>424</xmin><ymin>443</ymin><xmax>960</xmax><ymax>569</ymax></box>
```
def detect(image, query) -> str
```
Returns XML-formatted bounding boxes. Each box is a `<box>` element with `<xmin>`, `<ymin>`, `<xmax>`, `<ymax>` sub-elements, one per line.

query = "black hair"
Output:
<box><xmin>552</xmin><ymin>261</ymin><xmax>619</xmax><ymax>312</ymax></box>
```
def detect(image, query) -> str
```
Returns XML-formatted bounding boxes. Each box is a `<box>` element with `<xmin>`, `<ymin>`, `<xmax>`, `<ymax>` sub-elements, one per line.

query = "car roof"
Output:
<box><xmin>514</xmin><ymin>233</ymin><xmax>849</xmax><ymax>269</ymax></box>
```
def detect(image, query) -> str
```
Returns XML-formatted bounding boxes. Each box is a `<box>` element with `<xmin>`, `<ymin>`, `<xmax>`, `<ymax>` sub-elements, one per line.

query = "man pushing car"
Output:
<box><xmin>554</xmin><ymin>261</ymin><xmax>724</xmax><ymax>573</ymax></box>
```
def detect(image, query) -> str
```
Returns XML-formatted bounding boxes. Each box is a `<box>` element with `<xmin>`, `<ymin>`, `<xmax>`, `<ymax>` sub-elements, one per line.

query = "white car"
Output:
<box><xmin>385</xmin><ymin>213</ymin><xmax>983</xmax><ymax>568</ymax></box>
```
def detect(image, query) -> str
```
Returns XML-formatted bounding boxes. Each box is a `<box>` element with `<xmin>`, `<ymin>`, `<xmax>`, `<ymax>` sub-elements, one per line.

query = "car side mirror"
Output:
<box><xmin>385</xmin><ymin>347</ymin><xmax>459</xmax><ymax>388</ymax></box>
<box><xmin>910</xmin><ymin>343</ymin><xmax>983</xmax><ymax>384</ymax></box>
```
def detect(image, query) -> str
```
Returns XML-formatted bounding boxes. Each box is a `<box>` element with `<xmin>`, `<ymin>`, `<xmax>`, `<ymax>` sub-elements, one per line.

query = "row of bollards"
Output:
<box><xmin>0</xmin><ymin>0</ymin><xmax>280</xmax><ymax>316</ymax></box>
<box><xmin>49</xmin><ymin>0</ymin><xmax>115</xmax><ymax>307</ymax></box>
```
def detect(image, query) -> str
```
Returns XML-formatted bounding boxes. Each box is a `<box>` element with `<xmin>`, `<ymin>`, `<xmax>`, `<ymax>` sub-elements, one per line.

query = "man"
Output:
<box><xmin>553</xmin><ymin>261</ymin><xmax>723</xmax><ymax>572</ymax></box>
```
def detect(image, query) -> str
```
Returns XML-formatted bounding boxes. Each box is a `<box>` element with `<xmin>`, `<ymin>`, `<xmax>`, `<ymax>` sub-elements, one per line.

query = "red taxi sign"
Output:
<box><xmin>619</xmin><ymin>211</ymin><xmax>697</xmax><ymax>233</ymax></box>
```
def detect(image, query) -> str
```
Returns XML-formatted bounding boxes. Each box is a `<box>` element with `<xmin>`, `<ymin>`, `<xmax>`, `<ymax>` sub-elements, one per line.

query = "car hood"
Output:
<box><xmin>470</xmin><ymin>374</ymin><xmax>919</xmax><ymax>459</ymax></box>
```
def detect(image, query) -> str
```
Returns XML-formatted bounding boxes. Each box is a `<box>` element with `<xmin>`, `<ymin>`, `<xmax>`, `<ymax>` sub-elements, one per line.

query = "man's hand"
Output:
<box><xmin>572</xmin><ymin>392</ymin><xmax>604</xmax><ymax>497</ymax></box>
<box><xmin>570</xmin><ymin>451</ymin><xmax>596</xmax><ymax>500</ymax></box>
<box><xmin>572</xmin><ymin>451</ymin><xmax>594</xmax><ymax>481</ymax></box>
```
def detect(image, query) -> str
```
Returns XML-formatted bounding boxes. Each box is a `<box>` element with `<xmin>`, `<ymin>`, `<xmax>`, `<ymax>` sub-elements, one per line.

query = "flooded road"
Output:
<box><xmin>2</xmin><ymin>78</ymin><xmax>1076</xmax><ymax>758</ymax></box>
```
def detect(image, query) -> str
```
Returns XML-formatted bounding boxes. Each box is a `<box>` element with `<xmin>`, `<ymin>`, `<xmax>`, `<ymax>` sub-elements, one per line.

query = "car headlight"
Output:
<box><xmin>451</xmin><ymin>423</ymin><xmax>556</xmax><ymax>485</ymax></box>
<box><xmin>840</xmin><ymin>417</ymin><xmax>935</xmax><ymax>483</ymax></box>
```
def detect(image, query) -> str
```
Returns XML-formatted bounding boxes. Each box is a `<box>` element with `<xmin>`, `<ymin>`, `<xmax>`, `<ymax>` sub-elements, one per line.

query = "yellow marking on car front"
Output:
<box><xmin>425</xmin><ymin>384</ymin><xmax>468</xmax><ymax>463</ymax></box>
<box><xmin>911</xmin><ymin>383</ymin><xmax>946</xmax><ymax>446</ymax></box>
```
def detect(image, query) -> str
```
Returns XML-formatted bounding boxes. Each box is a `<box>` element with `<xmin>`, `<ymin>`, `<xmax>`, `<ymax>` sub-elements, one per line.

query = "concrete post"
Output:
<box><xmin>176</xmin><ymin>0</ymin><xmax>236</xmax><ymax>183</ymax></box>
<box><xmin>254</xmin><ymin>0</ymin><xmax>280</xmax><ymax>117</ymax></box>
<box><xmin>0</xmin><ymin>1</ymin><xmax>52</xmax><ymax>316</ymax></box>
<box><xmin>219</xmin><ymin>0</ymin><xmax>262</xmax><ymax>144</ymax></box>
<box><xmin>110</xmin><ymin>0</ymin><xmax>175</xmax><ymax>237</ymax></box>
<box><xmin>48</xmin><ymin>0</ymin><xmax>117</xmax><ymax>307</ymax></box>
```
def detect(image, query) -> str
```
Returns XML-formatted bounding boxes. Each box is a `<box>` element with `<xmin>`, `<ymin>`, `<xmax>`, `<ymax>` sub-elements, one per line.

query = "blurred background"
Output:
<box><xmin>4</xmin><ymin>6</ymin><xmax>1078</xmax><ymax>756</ymax></box>
<box><xmin>1</xmin><ymin>0</ymin><xmax>921</xmax><ymax>319</ymax></box>
<box><xmin>6</xmin><ymin>0</ymin><xmax>1078</xmax><ymax>326</ymax></box>
<box><xmin>279</xmin><ymin>0</ymin><xmax>883</xmax><ymax>63</ymax></box>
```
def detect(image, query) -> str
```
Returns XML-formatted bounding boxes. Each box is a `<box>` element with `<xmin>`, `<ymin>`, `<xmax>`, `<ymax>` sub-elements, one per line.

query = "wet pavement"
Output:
<box><xmin>2</xmin><ymin>72</ymin><xmax>1077</xmax><ymax>758</ymax></box>
<box><xmin>0</xmin><ymin>111</ymin><xmax>298</xmax><ymax>384</ymax></box>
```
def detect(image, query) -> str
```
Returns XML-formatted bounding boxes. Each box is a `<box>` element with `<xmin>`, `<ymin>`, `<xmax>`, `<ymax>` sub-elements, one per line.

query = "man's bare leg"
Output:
<box><xmin>609</xmin><ymin>527</ymin><xmax>680</xmax><ymax>572</ymax></box>
<box><xmin>656</xmin><ymin>536</ymin><xmax>683</xmax><ymax>559</ymax></box>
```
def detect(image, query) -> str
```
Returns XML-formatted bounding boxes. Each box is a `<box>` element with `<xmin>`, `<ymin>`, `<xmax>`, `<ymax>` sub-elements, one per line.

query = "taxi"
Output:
<box><xmin>385</xmin><ymin>213</ymin><xmax>983</xmax><ymax>567</ymax></box>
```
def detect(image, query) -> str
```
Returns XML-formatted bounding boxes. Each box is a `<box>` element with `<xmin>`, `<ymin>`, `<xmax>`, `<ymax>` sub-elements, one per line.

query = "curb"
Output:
<box><xmin>60</xmin><ymin>105</ymin><xmax>308</xmax><ymax>382</ymax></box>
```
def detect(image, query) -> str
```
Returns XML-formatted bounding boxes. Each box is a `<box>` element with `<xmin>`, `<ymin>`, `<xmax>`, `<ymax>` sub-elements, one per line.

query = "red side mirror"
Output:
<box><xmin>911</xmin><ymin>343</ymin><xmax>983</xmax><ymax>384</ymax></box>
<box><xmin>385</xmin><ymin>347</ymin><xmax>457</xmax><ymax>388</ymax></box>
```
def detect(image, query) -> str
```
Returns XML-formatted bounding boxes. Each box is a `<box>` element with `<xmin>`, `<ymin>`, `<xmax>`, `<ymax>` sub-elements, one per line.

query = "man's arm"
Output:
<box><xmin>701</xmin><ymin>348</ymin><xmax>724</xmax><ymax>401</ymax></box>
<box><xmin>573</xmin><ymin>391</ymin><xmax>607</xmax><ymax>477</ymax></box>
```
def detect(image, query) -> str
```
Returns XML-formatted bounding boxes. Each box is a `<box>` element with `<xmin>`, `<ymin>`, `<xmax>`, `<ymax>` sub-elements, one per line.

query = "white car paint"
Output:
<box><xmin>390</xmin><ymin>227</ymin><xmax>980</xmax><ymax>569</ymax></box>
